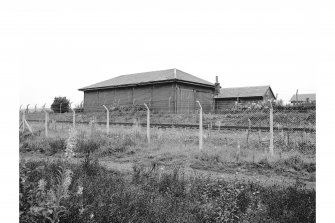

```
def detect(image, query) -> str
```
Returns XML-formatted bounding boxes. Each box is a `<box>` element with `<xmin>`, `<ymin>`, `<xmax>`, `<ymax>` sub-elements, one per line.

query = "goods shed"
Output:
<box><xmin>79</xmin><ymin>68</ymin><xmax>216</xmax><ymax>113</ymax></box>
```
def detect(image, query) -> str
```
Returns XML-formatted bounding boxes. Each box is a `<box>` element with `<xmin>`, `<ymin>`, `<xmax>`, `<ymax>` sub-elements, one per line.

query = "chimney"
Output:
<box><xmin>214</xmin><ymin>76</ymin><xmax>221</xmax><ymax>96</ymax></box>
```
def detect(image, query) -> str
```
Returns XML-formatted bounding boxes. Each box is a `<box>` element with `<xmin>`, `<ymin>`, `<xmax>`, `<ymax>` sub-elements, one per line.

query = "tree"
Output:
<box><xmin>51</xmin><ymin>97</ymin><xmax>70</xmax><ymax>113</ymax></box>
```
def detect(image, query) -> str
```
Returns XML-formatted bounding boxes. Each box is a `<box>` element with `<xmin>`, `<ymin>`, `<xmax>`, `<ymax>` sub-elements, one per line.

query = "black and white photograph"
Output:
<box><xmin>1</xmin><ymin>0</ymin><xmax>334</xmax><ymax>222</ymax></box>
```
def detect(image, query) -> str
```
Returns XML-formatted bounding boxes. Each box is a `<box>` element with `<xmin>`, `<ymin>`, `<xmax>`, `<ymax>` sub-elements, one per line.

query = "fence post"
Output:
<box><xmin>22</xmin><ymin>111</ymin><xmax>25</xmax><ymax>131</ymax></box>
<box><xmin>196</xmin><ymin>101</ymin><xmax>203</xmax><ymax>150</ymax></box>
<box><xmin>43</xmin><ymin>107</ymin><xmax>48</xmax><ymax>137</ymax></box>
<box><xmin>102</xmin><ymin>105</ymin><xmax>109</xmax><ymax>135</ymax></box>
<box><xmin>247</xmin><ymin>118</ymin><xmax>251</xmax><ymax>150</ymax></box>
<box><xmin>169</xmin><ymin>97</ymin><xmax>171</xmax><ymax>113</ymax></box>
<box><xmin>71</xmin><ymin>108</ymin><xmax>76</xmax><ymax>129</ymax></box>
<box><xmin>26</xmin><ymin>104</ymin><xmax>30</xmax><ymax>113</ymax></box>
<box><xmin>269</xmin><ymin>106</ymin><xmax>274</xmax><ymax>156</ymax></box>
<box><xmin>144</xmin><ymin>103</ymin><xmax>150</xmax><ymax>144</ymax></box>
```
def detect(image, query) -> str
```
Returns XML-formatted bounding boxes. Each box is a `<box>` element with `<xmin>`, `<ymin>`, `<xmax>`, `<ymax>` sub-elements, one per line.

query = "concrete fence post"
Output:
<box><xmin>19</xmin><ymin>105</ymin><xmax>22</xmax><ymax>125</ymax></box>
<box><xmin>22</xmin><ymin>111</ymin><xmax>26</xmax><ymax>131</ymax></box>
<box><xmin>43</xmin><ymin>108</ymin><xmax>48</xmax><ymax>137</ymax></box>
<box><xmin>102</xmin><ymin>105</ymin><xmax>109</xmax><ymax>135</ymax></box>
<box><xmin>196</xmin><ymin>101</ymin><xmax>203</xmax><ymax>150</ymax></box>
<box><xmin>269</xmin><ymin>107</ymin><xmax>274</xmax><ymax>156</ymax></box>
<box><xmin>26</xmin><ymin>104</ymin><xmax>30</xmax><ymax>114</ymax></box>
<box><xmin>72</xmin><ymin>108</ymin><xmax>76</xmax><ymax>129</ymax></box>
<box><xmin>169</xmin><ymin>97</ymin><xmax>171</xmax><ymax>113</ymax></box>
<box><xmin>144</xmin><ymin>103</ymin><xmax>150</xmax><ymax>144</ymax></box>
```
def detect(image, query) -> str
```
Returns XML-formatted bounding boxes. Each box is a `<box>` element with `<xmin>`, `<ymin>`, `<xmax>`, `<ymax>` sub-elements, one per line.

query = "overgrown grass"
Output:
<box><xmin>20</xmin><ymin>159</ymin><xmax>316</xmax><ymax>223</ymax></box>
<box><xmin>19</xmin><ymin>130</ymin><xmax>67</xmax><ymax>155</ymax></box>
<box><xmin>20</xmin><ymin>123</ymin><xmax>316</xmax><ymax>183</ymax></box>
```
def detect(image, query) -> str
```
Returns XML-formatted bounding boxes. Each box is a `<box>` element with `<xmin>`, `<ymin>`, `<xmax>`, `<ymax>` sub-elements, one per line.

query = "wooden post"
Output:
<box><xmin>102</xmin><ymin>105</ymin><xmax>109</xmax><ymax>135</ymax></box>
<box><xmin>196</xmin><ymin>101</ymin><xmax>203</xmax><ymax>150</ymax></box>
<box><xmin>144</xmin><ymin>103</ymin><xmax>150</xmax><ymax>144</ymax></box>
<box><xmin>269</xmin><ymin>107</ymin><xmax>274</xmax><ymax>156</ymax></box>
<box><xmin>43</xmin><ymin>108</ymin><xmax>48</xmax><ymax>137</ymax></box>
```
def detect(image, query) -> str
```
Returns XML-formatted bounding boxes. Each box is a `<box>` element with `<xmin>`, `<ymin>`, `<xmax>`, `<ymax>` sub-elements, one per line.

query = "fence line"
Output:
<box><xmin>21</xmin><ymin>103</ymin><xmax>316</xmax><ymax>155</ymax></box>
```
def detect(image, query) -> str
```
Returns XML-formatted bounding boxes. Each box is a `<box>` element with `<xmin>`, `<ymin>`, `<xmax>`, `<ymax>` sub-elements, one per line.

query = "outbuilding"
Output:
<box><xmin>290</xmin><ymin>93</ymin><xmax>316</xmax><ymax>105</ymax></box>
<box><xmin>214</xmin><ymin>85</ymin><xmax>275</xmax><ymax>111</ymax></box>
<box><xmin>79</xmin><ymin>68</ymin><xmax>216</xmax><ymax>113</ymax></box>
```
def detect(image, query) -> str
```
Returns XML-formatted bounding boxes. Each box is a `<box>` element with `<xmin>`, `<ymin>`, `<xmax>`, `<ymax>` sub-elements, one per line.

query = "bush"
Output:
<box><xmin>51</xmin><ymin>96</ymin><xmax>71</xmax><ymax>113</ymax></box>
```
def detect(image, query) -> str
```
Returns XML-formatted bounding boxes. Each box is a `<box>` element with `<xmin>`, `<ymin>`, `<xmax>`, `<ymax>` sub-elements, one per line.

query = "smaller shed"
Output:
<box><xmin>290</xmin><ymin>93</ymin><xmax>316</xmax><ymax>104</ymax></box>
<box><xmin>214</xmin><ymin>85</ymin><xmax>275</xmax><ymax>110</ymax></box>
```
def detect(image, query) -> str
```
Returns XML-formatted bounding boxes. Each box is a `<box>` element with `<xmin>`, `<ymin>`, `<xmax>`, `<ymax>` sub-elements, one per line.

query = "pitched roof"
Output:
<box><xmin>215</xmin><ymin>85</ymin><xmax>273</xmax><ymax>98</ymax></box>
<box><xmin>79</xmin><ymin>69</ymin><xmax>214</xmax><ymax>91</ymax></box>
<box><xmin>290</xmin><ymin>93</ymin><xmax>316</xmax><ymax>102</ymax></box>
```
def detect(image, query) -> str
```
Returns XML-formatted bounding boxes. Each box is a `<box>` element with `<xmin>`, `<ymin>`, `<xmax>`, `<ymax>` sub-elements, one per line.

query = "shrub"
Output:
<box><xmin>51</xmin><ymin>96</ymin><xmax>71</xmax><ymax>113</ymax></box>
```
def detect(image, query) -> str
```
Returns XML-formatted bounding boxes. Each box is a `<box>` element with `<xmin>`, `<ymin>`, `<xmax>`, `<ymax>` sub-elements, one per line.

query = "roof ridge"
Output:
<box><xmin>221</xmin><ymin>85</ymin><xmax>270</xmax><ymax>89</ymax></box>
<box><xmin>115</xmin><ymin>68</ymin><xmax>175</xmax><ymax>77</ymax></box>
<box><xmin>79</xmin><ymin>68</ymin><xmax>213</xmax><ymax>91</ymax></box>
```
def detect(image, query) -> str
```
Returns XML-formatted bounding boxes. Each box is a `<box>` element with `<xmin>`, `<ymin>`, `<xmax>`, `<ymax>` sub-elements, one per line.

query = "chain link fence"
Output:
<box><xmin>21</xmin><ymin>100</ymin><xmax>316</xmax><ymax>155</ymax></box>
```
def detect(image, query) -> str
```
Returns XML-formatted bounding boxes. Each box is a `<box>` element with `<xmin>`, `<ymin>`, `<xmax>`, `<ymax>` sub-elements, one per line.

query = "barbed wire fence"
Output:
<box><xmin>20</xmin><ymin>98</ymin><xmax>316</xmax><ymax>157</ymax></box>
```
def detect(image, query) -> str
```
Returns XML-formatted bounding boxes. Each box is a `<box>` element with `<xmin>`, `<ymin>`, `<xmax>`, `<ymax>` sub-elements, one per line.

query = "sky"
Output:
<box><xmin>1</xmin><ymin>1</ymin><xmax>335</xmax><ymax>219</ymax></box>
<box><xmin>1</xmin><ymin>0</ymin><xmax>333</xmax><ymax>107</ymax></box>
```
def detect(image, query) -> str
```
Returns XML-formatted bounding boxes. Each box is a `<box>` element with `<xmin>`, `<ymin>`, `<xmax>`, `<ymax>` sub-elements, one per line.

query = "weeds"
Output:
<box><xmin>20</xmin><ymin>160</ymin><xmax>315</xmax><ymax>223</ymax></box>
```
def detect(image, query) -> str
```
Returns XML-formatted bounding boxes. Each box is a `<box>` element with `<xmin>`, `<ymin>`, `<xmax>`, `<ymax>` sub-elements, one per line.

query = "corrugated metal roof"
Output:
<box><xmin>215</xmin><ymin>85</ymin><xmax>272</xmax><ymax>98</ymax></box>
<box><xmin>79</xmin><ymin>69</ymin><xmax>214</xmax><ymax>90</ymax></box>
<box><xmin>290</xmin><ymin>93</ymin><xmax>316</xmax><ymax>102</ymax></box>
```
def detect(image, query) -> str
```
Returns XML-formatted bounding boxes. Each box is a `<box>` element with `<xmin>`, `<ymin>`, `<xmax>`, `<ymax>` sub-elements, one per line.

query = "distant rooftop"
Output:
<box><xmin>79</xmin><ymin>68</ymin><xmax>214</xmax><ymax>91</ymax></box>
<box><xmin>215</xmin><ymin>85</ymin><xmax>273</xmax><ymax>98</ymax></box>
<box><xmin>290</xmin><ymin>93</ymin><xmax>316</xmax><ymax>102</ymax></box>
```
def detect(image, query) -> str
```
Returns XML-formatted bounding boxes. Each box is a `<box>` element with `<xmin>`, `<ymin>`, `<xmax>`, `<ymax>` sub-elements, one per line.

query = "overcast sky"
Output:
<box><xmin>2</xmin><ymin>0</ymin><xmax>333</xmax><ymax>107</ymax></box>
